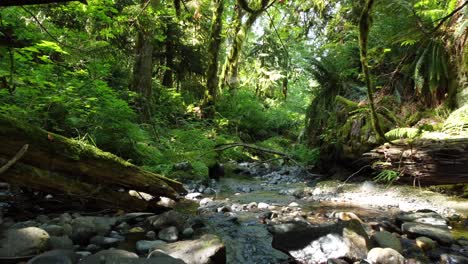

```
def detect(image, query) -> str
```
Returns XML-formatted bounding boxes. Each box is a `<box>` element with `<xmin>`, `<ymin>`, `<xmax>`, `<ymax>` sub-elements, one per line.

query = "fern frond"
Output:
<box><xmin>385</xmin><ymin>127</ymin><xmax>421</xmax><ymax>140</ymax></box>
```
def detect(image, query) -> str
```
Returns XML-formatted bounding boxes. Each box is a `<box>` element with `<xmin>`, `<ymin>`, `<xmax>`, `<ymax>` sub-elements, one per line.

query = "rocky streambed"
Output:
<box><xmin>1</xmin><ymin>163</ymin><xmax>468</xmax><ymax>264</ymax></box>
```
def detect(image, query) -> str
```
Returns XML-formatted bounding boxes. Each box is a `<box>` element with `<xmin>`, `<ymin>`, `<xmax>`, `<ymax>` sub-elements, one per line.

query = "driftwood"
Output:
<box><xmin>0</xmin><ymin>144</ymin><xmax>28</xmax><ymax>175</ymax></box>
<box><xmin>0</xmin><ymin>115</ymin><xmax>185</xmax><ymax>211</ymax></box>
<box><xmin>363</xmin><ymin>138</ymin><xmax>468</xmax><ymax>185</ymax></box>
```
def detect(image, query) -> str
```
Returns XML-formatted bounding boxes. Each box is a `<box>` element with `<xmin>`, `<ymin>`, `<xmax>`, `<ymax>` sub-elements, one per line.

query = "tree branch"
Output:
<box><xmin>0</xmin><ymin>144</ymin><xmax>28</xmax><ymax>175</ymax></box>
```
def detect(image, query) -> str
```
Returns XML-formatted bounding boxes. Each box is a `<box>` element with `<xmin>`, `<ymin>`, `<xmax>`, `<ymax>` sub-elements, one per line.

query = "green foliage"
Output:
<box><xmin>216</xmin><ymin>90</ymin><xmax>301</xmax><ymax>139</ymax></box>
<box><xmin>373</xmin><ymin>169</ymin><xmax>400</xmax><ymax>185</ymax></box>
<box><xmin>384</xmin><ymin>128</ymin><xmax>421</xmax><ymax>141</ymax></box>
<box><xmin>442</xmin><ymin>105</ymin><xmax>468</xmax><ymax>135</ymax></box>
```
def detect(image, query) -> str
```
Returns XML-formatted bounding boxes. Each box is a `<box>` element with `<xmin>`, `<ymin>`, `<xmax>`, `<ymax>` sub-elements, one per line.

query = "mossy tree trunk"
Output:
<box><xmin>0</xmin><ymin>115</ymin><xmax>185</xmax><ymax>211</ymax></box>
<box><xmin>203</xmin><ymin>0</ymin><xmax>225</xmax><ymax>118</ymax></box>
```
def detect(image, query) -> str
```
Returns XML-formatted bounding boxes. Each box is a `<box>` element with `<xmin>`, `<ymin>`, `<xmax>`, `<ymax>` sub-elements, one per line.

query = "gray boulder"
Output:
<box><xmin>43</xmin><ymin>225</ymin><xmax>65</xmax><ymax>236</ymax></box>
<box><xmin>49</xmin><ymin>236</ymin><xmax>74</xmax><ymax>250</ymax></box>
<box><xmin>401</xmin><ymin>222</ymin><xmax>454</xmax><ymax>245</ymax></box>
<box><xmin>367</xmin><ymin>247</ymin><xmax>404</xmax><ymax>264</ymax></box>
<box><xmin>80</xmin><ymin>249</ymin><xmax>138</xmax><ymax>264</ymax></box>
<box><xmin>89</xmin><ymin>235</ymin><xmax>121</xmax><ymax>248</ymax></box>
<box><xmin>372</xmin><ymin>231</ymin><xmax>403</xmax><ymax>253</ymax></box>
<box><xmin>136</xmin><ymin>240</ymin><xmax>167</xmax><ymax>254</ymax></box>
<box><xmin>268</xmin><ymin>220</ymin><xmax>369</xmax><ymax>263</ymax></box>
<box><xmin>148</xmin><ymin>234</ymin><xmax>225</xmax><ymax>264</ymax></box>
<box><xmin>159</xmin><ymin>226</ymin><xmax>179</xmax><ymax>242</ymax></box>
<box><xmin>71</xmin><ymin>216</ymin><xmax>116</xmax><ymax>244</ymax></box>
<box><xmin>26</xmin><ymin>249</ymin><xmax>78</xmax><ymax>264</ymax></box>
<box><xmin>146</xmin><ymin>211</ymin><xmax>187</xmax><ymax>230</ymax></box>
<box><xmin>396</xmin><ymin>210</ymin><xmax>447</xmax><ymax>227</ymax></box>
<box><xmin>0</xmin><ymin>227</ymin><xmax>50</xmax><ymax>257</ymax></box>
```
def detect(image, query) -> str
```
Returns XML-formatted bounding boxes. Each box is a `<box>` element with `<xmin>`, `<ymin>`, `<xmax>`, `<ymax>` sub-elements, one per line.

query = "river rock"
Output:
<box><xmin>59</xmin><ymin>213</ymin><xmax>73</xmax><ymax>224</ymax></box>
<box><xmin>159</xmin><ymin>226</ymin><xmax>179</xmax><ymax>242</ymax></box>
<box><xmin>186</xmin><ymin>192</ymin><xmax>203</xmax><ymax>200</ymax></box>
<box><xmin>440</xmin><ymin>253</ymin><xmax>468</xmax><ymax>263</ymax></box>
<box><xmin>182</xmin><ymin>227</ymin><xmax>194</xmax><ymax>238</ymax></box>
<box><xmin>401</xmin><ymin>222</ymin><xmax>454</xmax><ymax>245</ymax></box>
<box><xmin>258</xmin><ymin>202</ymin><xmax>270</xmax><ymax>210</ymax></box>
<box><xmin>416</xmin><ymin>236</ymin><xmax>436</xmax><ymax>251</ymax></box>
<box><xmin>367</xmin><ymin>247</ymin><xmax>404</xmax><ymax>264</ymax></box>
<box><xmin>26</xmin><ymin>249</ymin><xmax>78</xmax><ymax>264</ymax></box>
<box><xmin>41</xmin><ymin>224</ymin><xmax>64</xmax><ymax>236</ymax></box>
<box><xmin>118</xmin><ymin>212</ymin><xmax>155</xmax><ymax>224</ymax></box>
<box><xmin>247</xmin><ymin>202</ymin><xmax>258</xmax><ymax>210</ymax></box>
<box><xmin>146</xmin><ymin>250</ymin><xmax>186</xmax><ymax>264</ymax></box>
<box><xmin>81</xmin><ymin>249</ymin><xmax>138</xmax><ymax>264</ymax></box>
<box><xmin>148</xmin><ymin>234</ymin><xmax>225</xmax><ymax>264</ymax></box>
<box><xmin>147</xmin><ymin>210</ymin><xmax>187</xmax><ymax>230</ymax></box>
<box><xmin>146</xmin><ymin>230</ymin><xmax>156</xmax><ymax>240</ymax></box>
<box><xmin>36</xmin><ymin>215</ymin><xmax>50</xmax><ymax>224</ymax></box>
<box><xmin>199</xmin><ymin>198</ymin><xmax>213</xmax><ymax>206</ymax></box>
<box><xmin>268</xmin><ymin>220</ymin><xmax>369</xmax><ymax>263</ymax></box>
<box><xmin>372</xmin><ymin>231</ymin><xmax>403</xmax><ymax>253</ymax></box>
<box><xmin>49</xmin><ymin>236</ymin><xmax>74</xmax><ymax>250</ymax></box>
<box><xmin>71</xmin><ymin>216</ymin><xmax>116</xmax><ymax>244</ymax></box>
<box><xmin>396</xmin><ymin>210</ymin><xmax>448</xmax><ymax>227</ymax></box>
<box><xmin>89</xmin><ymin>235</ymin><xmax>121</xmax><ymax>248</ymax></box>
<box><xmin>0</xmin><ymin>227</ymin><xmax>50</xmax><ymax>257</ymax></box>
<box><xmin>136</xmin><ymin>240</ymin><xmax>167</xmax><ymax>254</ymax></box>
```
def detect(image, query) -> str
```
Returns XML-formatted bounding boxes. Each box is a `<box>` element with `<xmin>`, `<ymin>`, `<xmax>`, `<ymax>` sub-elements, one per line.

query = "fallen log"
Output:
<box><xmin>0</xmin><ymin>114</ymin><xmax>185</xmax><ymax>210</ymax></box>
<box><xmin>363</xmin><ymin>138</ymin><xmax>468</xmax><ymax>185</ymax></box>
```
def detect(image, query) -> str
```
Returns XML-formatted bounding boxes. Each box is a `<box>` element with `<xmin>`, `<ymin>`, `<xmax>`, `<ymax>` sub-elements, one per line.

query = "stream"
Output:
<box><xmin>1</xmin><ymin>162</ymin><xmax>468</xmax><ymax>263</ymax></box>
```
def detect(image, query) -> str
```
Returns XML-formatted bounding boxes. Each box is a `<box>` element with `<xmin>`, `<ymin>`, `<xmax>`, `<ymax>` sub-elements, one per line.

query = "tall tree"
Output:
<box><xmin>203</xmin><ymin>0</ymin><xmax>225</xmax><ymax>117</ymax></box>
<box><xmin>220</xmin><ymin>0</ymin><xmax>273</xmax><ymax>90</ymax></box>
<box><xmin>131</xmin><ymin>0</ymin><xmax>155</xmax><ymax>122</ymax></box>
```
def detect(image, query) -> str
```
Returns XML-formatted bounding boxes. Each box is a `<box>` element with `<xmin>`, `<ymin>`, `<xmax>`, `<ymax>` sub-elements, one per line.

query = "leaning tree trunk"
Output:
<box><xmin>0</xmin><ymin>115</ymin><xmax>185</xmax><ymax>211</ymax></box>
<box><xmin>363</xmin><ymin>138</ymin><xmax>468</xmax><ymax>185</ymax></box>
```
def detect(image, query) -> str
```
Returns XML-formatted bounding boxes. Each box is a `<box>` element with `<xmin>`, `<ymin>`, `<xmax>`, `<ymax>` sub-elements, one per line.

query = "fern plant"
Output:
<box><xmin>373</xmin><ymin>169</ymin><xmax>400</xmax><ymax>185</ymax></box>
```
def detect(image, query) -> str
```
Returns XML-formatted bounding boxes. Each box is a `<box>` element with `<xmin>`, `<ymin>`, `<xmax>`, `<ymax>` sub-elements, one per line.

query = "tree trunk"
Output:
<box><xmin>220</xmin><ymin>7</ymin><xmax>261</xmax><ymax>90</ymax></box>
<box><xmin>0</xmin><ymin>115</ymin><xmax>185</xmax><ymax>210</ymax></box>
<box><xmin>162</xmin><ymin>20</ymin><xmax>176</xmax><ymax>88</ymax></box>
<box><xmin>363</xmin><ymin>138</ymin><xmax>468</xmax><ymax>185</ymax></box>
<box><xmin>203</xmin><ymin>0</ymin><xmax>225</xmax><ymax>117</ymax></box>
<box><xmin>131</xmin><ymin>0</ymin><xmax>154</xmax><ymax>122</ymax></box>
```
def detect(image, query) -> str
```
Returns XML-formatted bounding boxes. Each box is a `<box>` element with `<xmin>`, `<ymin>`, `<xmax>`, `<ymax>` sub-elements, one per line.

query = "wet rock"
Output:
<box><xmin>396</xmin><ymin>210</ymin><xmax>448</xmax><ymax>227</ymax></box>
<box><xmin>288</xmin><ymin>202</ymin><xmax>300</xmax><ymax>207</ymax></box>
<box><xmin>75</xmin><ymin>251</ymin><xmax>92</xmax><ymax>259</ymax></box>
<box><xmin>247</xmin><ymin>202</ymin><xmax>258</xmax><ymax>210</ymax></box>
<box><xmin>182</xmin><ymin>228</ymin><xmax>194</xmax><ymax>238</ymax></box>
<box><xmin>326</xmin><ymin>258</ymin><xmax>349</xmax><ymax>264</ymax></box>
<box><xmin>147</xmin><ymin>250</ymin><xmax>186</xmax><ymax>264</ymax></box>
<box><xmin>148</xmin><ymin>234</ymin><xmax>225</xmax><ymax>264</ymax></box>
<box><xmin>146</xmin><ymin>230</ymin><xmax>156</xmax><ymax>240</ymax></box>
<box><xmin>185</xmin><ymin>193</ymin><xmax>203</xmax><ymax>200</ymax></box>
<box><xmin>89</xmin><ymin>235</ymin><xmax>121</xmax><ymax>248</ymax></box>
<box><xmin>49</xmin><ymin>235</ymin><xmax>74</xmax><ymax>250</ymax></box>
<box><xmin>0</xmin><ymin>227</ymin><xmax>50</xmax><ymax>257</ymax></box>
<box><xmin>81</xmin><ymin>249</ymin><xmax>138</xmax><ymax>264</ymax></box>
<box><xmin>217</xmin><ymin>206</ymin><xmax>230</xmax><ymax>213</ymax></box>
<box><xmin>401</xmin><ymin>222</ymin><xmax>454</xmax><ymax>245</ymax></box>
<box><xmin>147</xmin><ymin>211</ymin><xmax>187</xmax><ymax>231</ymax></box>
<box><xmin>199</xmin><ymin>198</ymin><xmax>213</xmax><ymax>207</ymax></box>
<box><xmin>128</xmin><ymin>226</ymin><xmax>145</xmax><ymax>233</ymax></box>
<box><xmin>258</xmin><ymin>202</ymin><xmax>270</xmax><ymax>210</ymax></box>
<box><xmin>10</xmin><ymin>220</ymin><xmax>38</xmax><ymax>228</ymax></box>
<box><xmin>372</xmin><ymin>231</ymin><xmax>402</xmax><ymax>253</ymax></box>
<box><xmin>85</xmin><ymin>244</ymin><xmax>100</xmax><ymax>253</ymax></box>
<box><xmin>440</xmin><ymin>253</ymin><xmax>468</xmax><ymax>263</ymax></box>
<box><xmin>36</xmin><ymin>215</ymin><xmax>50</xmax><ymax>224</ymax></box>
<box><xmin>26</xmin><ymin>249</ymin><xmax>78</xmax><ymax>264</ymax></box>
<box><xmin>268</xmin><ymin>220</ymin><xmax>369</xmax><ymax>263</ymax></box>
<box><xmin>59</xmin><ymin>213</ymin><xmax>73</xmax><ymax>225</ymax></box>
<box><xmin>129</xmin><ymin>190</ymin><xmax>154</xmax><ymax>201</ymax></box>
<box><xmin>136</xmin><ymin>240</ymin><xmax>167</xmax><ymax>254</ymax></box>
<box><xmin>71</xmin><ymin>216</ymin><xmax>116</xmax><ymax>245</ymax></box>
<box><xmin>416</xmin><ymin>236</ymin><xmax>436</xmax><ymax>251</ymax></box>
<box><xmin>118</xmin><ymin>212</ymin><xmax>155</xmax><ymax>224</ymax></box>
<box><xmin>63</xmin><ymin>224</ymin><xmax>73</xmax><ymax>236</ymax></box>
<box><xmin>158</xmin><ymin>226</ymin><xmax>179</xmax><ymax>242</ymax></box>
<box><xmin>367</xmin><ymin>247</ymin><xmax>404</xmax><ymax>264</ymax></box>
<box><xmin>43</xmin><ymin>224</ymin><xmax>65</xmax><ymax>236</ymax></box>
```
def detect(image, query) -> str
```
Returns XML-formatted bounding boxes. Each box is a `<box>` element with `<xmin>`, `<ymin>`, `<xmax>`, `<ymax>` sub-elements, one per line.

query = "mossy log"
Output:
<box><xmin>0</xmin><ymin>115</ymin><xmax>185</xmax><ymax>210</ymax></box>
<box><xmin>363</xmin><ymin>138</ymin><xmax>468</xmax><ymax>185</ymax></box>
